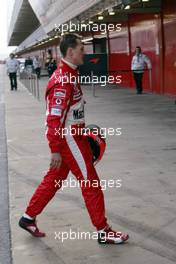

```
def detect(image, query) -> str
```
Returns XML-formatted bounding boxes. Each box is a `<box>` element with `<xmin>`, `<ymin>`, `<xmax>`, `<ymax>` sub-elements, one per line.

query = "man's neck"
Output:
<box><xmin>62</xmin><ymin>58</ymin><xmax>77</xmax><ymax>70</ymax></box>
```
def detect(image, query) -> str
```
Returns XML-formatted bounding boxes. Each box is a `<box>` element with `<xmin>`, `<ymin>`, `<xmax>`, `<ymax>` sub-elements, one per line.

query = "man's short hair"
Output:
<box><xmin>136</xmin><ymin>46</ymin><xmax>141</xmax><ymax>52</ymax></box>
<box><xmin>60</xmin><ymin>33</ymin><xmax>81</xmax><ymax>57</ymax></box>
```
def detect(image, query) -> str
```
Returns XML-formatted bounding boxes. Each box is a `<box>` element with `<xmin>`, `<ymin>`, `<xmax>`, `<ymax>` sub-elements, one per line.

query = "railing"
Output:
<box><xmin>19</xmin><ymin>71</ymin><xmax>40</xmax><ymax>100</ymax></box>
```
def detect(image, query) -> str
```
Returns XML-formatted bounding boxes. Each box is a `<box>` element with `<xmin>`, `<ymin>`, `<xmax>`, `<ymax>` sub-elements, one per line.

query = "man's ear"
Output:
<box><xmin>67</xmin><ymin>47</ymin><xmax>73</xmax><ymax>58</ymax></box>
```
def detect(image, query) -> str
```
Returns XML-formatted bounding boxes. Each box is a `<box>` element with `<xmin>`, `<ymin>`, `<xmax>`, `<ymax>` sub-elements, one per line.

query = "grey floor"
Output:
<box><xmin>2</xmin><ymin>65</ymin><xmax>176</xmax><ymax>264</ymax></box>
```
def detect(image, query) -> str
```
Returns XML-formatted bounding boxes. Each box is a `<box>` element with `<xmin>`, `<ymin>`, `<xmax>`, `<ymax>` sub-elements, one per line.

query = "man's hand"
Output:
<box><xmin>50</xmin><ymin>153</ymin><xmax>62</xmax><ymax>170</ymax></box>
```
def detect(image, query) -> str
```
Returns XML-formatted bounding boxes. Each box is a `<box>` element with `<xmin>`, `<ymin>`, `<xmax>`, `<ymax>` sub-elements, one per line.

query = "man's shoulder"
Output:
<box><xmin>45</xmin><ymin>68</ymin><xmax>74</xmax><ymax>99</ymax></box>
<box><xmin>141</xmin><ymin>53</ymin><xmax>147</xmax><ymax>59</ymax></box>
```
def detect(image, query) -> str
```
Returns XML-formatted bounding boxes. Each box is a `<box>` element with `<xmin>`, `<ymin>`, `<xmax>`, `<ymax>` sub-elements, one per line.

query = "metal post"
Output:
<box><xmin>91</xmin><ymin>71</ymin><xmax>95</xmax><ymax>97</ymax></box>
<box><xmin>33</xmin><ymin>75</ymin><xmax>36</xmax><ymax>97</ymax></box>
<box><xmin>149</xmin><ymin>69</ymin><xmax>152</xmax><ymax>93</ymax></box>
<box><xmin>31</xmin><ymin>76</ymin><xmax>33</xmax><ymax>95</ymax></box>
<box><xmin>29</xmin><ymin>75</ymin><xmax>32</xmax><ymax>94</ymax></box>
<box><xmin>36</xmin><ymin>76</ymin><xmax>40</xmax><ymax>101</ymax></box>
<box><xmin>32</xmin><ymin>76</ymin><xmax>34</xmax><ymax>95</ymax></box>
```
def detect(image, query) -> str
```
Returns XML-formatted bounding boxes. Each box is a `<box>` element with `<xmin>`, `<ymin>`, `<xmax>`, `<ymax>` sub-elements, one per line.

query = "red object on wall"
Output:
<box><xmin>89</xmin><ymin>58</ymin><xmax>100</xmax><ymax>64</ymax></box>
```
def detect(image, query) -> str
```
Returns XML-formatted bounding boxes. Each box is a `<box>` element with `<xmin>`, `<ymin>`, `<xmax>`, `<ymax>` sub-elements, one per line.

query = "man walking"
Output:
<box><xmin>45</xmin><ymin>49</ymin><xmax>57</xmax><ymax>77</ymax></box>
<box><xmin>19</xmin><ymin>33</ymin><xmax>129</xmax><ymax>244</ymax></box>
<box><xmin>6</xmin><ymin>53</ymin><xmax>19</xmax><ymax>91</ymax></box>
<box><xmin>25</xmin><ymin>56</ymin><xmax>33</xmax><ymax>75</ymax></box>
<box><xmin>33</xmin><ymin>56</ymin><xmax>41</xmax><ymax>78</ymax></box>
<box><xmin>131</xmin><ymin>46</ymin><xmax>152</xmax><ymax>94</ymax></box>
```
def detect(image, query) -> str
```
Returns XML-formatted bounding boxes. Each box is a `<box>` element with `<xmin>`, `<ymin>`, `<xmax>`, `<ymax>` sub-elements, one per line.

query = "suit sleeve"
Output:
<box><xmin>6</xmin><ymin>61</ymin><xmax>9</xmax><ymax>74</ymax></box>
<box><xmin>45</xmin><ymin>83</ymin><xmax>72</xmax><ymax>153</ymax></box>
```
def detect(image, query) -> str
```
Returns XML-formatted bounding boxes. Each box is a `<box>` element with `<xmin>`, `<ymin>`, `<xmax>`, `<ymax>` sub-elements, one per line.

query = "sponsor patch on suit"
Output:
<box><xmin>52</xmin><ymin>97</ymin><xmax>65</xmax><ymax>109</ymax></box>
<box><xmin>54</xmin><ymin>89</ymin><xmax>66</xmax><ymax>98</ymax></box>
<box><xmin>51</xmin><ymin>108</ymin><xmax>62</xmax><ymax>116</ymax></box>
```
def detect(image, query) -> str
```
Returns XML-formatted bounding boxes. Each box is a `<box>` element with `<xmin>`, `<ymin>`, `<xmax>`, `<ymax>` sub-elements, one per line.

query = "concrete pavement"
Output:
<box><xmin>0</xmin><ymin>66</ymin><xmax>12</xmax><ymax>264</ymax></box>
<box><xmin>2</xmin><ymin>65</ymin><xmax>176</xmax><ymax>264</ymax></box>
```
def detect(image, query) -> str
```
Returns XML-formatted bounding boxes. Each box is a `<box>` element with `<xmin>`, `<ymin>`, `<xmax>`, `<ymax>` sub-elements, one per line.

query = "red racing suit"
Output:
<box><xmin>25</xmin><ymin>59</ymin><xmax>107</xmax><ymax>231</ymax></box>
